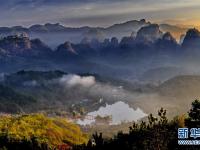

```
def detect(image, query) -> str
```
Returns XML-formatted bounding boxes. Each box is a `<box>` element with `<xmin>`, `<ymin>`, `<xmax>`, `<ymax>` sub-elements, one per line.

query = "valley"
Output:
<box><xmin>0</xmin><ymin>18</ymin><xmax>200</xmax><ymax>149</ymax></box>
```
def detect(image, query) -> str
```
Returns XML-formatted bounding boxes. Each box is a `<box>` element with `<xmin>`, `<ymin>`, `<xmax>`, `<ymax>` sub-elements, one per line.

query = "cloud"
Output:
<box><xmin>0</xmin><ymin>0</ymin><xmax>199</xmax><ymax>27</ymax></box>
<box><xmin>59</xmin><ymin>74</ymin><xmax>96</xmax><ymax>87</ymax></box>
<box><xmin>6</xmin><ymin>0</ymin><xmax>200</xmax><ymax>7</ymax></box>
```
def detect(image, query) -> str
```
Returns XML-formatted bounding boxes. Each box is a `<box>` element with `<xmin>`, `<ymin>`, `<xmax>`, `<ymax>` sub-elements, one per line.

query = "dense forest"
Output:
<box><xmin>0</xmin><ymin>100</ymin><xmax>200</xmax><ymax>150</ymax></box>
<box><xmin>0</xmin><ymin>114</ymin><xmax>88</xmax><ymax>150</ymax></box>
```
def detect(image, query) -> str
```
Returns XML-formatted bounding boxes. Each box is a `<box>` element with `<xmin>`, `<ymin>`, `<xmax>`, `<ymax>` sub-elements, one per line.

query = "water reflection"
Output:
<box><xmin>77</xmin><ymin>101</ymin><xmax>147</xmax><ymax>125</ymax></box>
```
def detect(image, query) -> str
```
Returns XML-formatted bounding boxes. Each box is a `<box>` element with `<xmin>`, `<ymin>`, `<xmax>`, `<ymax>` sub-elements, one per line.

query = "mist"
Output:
<box><xmin>59</xmin><ymin>74</ymin><xmax>96</xmax><ymax>88</ymax></box>
<box><xmin>77</xmin><ymin>101</ymin><xmax>147</xmax><ymax>125</ymax></box>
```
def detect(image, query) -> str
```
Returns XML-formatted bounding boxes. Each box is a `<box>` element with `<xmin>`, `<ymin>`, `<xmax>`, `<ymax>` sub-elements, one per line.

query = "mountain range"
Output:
<box><xmin>0</xmin><ymin>21</ymin><xmax>199</xmax><ymax>82</ymax></box>
<box><xmin>0</xmin><ymin>19</ymin><xmax>200</xmax><ymax>120</ymax></box>
<box><xmin>0</xmin><ymin>19</ymin><xmax>188</xmax><ymax>48</ymax></box>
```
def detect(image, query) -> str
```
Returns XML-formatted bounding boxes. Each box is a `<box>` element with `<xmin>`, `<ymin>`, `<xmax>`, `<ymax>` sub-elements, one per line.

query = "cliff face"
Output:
<box><xmin>56</xmin><ymin>41</ymin><xmax>77</xmax><ymax>55</ymax></box>
<box><xmin>0</xmin><ymin>34</ymin><xmax>52</xmax><ymax>57</ymax></box>
<box><xmin>136</xmin><ymin>24</ymin><xmax>163</xmax><ymax>43</ymax></box>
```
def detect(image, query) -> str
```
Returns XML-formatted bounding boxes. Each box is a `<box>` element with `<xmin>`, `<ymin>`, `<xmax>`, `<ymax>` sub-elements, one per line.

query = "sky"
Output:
<box><xmin>0</xmin><ymin>0</ymin><xmax>200</xmax><ymax>27</ymax></box>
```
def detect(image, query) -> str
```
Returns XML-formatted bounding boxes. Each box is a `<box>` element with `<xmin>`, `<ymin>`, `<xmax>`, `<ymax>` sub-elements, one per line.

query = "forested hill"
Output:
<box><xmin>0</xmin><ymin>114</ymin><xmax>88</xmax><ymax>150</ymax></box>
<box><xmin>0</xmin><ymin>84</ymin><xmax>36</xmax><ymax>113</ymax></box>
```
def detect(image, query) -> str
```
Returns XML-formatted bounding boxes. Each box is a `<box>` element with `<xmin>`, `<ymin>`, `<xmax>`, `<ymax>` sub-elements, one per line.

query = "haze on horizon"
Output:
<box><xmin>0</xmin><ymin>0</ymin><xmax>200</xmax><ymax>28</ymax></box>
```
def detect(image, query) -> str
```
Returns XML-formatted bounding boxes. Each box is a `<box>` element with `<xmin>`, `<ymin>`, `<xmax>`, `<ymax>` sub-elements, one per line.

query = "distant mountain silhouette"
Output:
<box><xmin>159</xmin><ymin>24</ymin><xmax>187</xmax><ymax>40</ymax></box>
<box><xmin>182</xmin><ymin>28</ymin><xmax>200</xmax><ymax>48</ymax></box>
<box><xmin>0</xmin><ymin>24</ymin><xmax>200</xmax><ymax>78</ymax></box>
<box><xmin>136</xmin><ymin>24</ymin><xmax>163</xmax><ymax>43</ymax></box>
<box><xmin>56</xmin><ymin>41</ymin><xmax>77</xmax><ymax>55</ymax></box>
<box><xmin>53</xmin><ymin>25</ymin><xmax>199</xmax><ymax>60</ymax></box>
<box><xmin>104</xmin><ymin>19</ymin><xmax>150</xmax><ymax>39</ymax></box>
<box><xmin>0</xmin><ymin>19</ymin><xmax>188</xmax><ymax>47</ymax></box>
<box><xmin>155</xmin><ymin>32</ymin><xmax>179</xmax><ymax>52</ymax></box>
<box><xmin>82</xmin><ymin>29</ymin><xmax>106</xmax><ymax>42</ymax></box>
<box><xmin>0</xmin><ymin>24</ymin><xmax>192</xmax><ymax>59</ymax></box>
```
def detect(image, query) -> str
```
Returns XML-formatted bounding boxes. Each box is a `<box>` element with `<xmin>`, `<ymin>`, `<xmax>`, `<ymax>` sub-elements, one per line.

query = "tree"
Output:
<box><xmin>74</xmin><ymin>101</ymin><xmax>200</xmax><ymax>150</ymax></box>
<box><xmin>185</xmin><ymin>99</ymin><xmax>200</xmax><ymax>128</ymax></box>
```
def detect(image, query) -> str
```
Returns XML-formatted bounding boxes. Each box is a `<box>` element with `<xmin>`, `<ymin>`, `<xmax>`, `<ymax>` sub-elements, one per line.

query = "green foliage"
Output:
<box><xmin>0</xmin><ymin>114</ymin><xmax>88</xmax><ymax>150</ymax></box>
<box><xmin>185</xmin><ymin>99</ymin><xmax>200</xmax><ymax>128</ymax></box>
<box><xmin>189</xmin><ymin>100</ymin><xmax>200</xmax><ymax>120</ymax></box>
<box><xmin>0</xmin><ymin>84</ymin><xmax>36</xmax><ymax>113</ymax></box>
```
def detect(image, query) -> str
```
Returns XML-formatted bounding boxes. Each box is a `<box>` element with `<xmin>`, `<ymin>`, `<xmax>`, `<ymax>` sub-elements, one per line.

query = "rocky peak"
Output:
<box><xmin>182</xmin><ymin>28</ymin><xmax>200</xmax><ymax>48</ymax></box>
<box><xmin>44</xmin><ymin>23</ymin><xmax>66</xmax><ymax>31</ymax></box>
<box><xmin>136</xmin><ymin>24</ymin><xmax>163</xmax><ymax>43</ymax></box>
<box><xmin>103</xmin><ymin>39</ymin><xmax>110</xmax><ymax>47</ymax></box>
<box><xmin>185</xmin><ymin>28</ymin><xmax>200</xmax><ymax>39</ymax></box>
<box><xmin>0</xmin><ymin>34</ymin><xmax>52</xmax><ymax>57</ymax></box>
<box><xmin>57</xmin><ymin>42</ymin><xmax>77</xmax><ymax>55</ymax></box>
<box><xmin>0</xmin><ymin>34</ymin><xmax>31</xmax><ymax>53</ymax></box>
<box><xmin>111</xmin><ymin>37</ymin><xmax>119</xmax><ymax>47</ymax></box>
<box><xmin>120</xmin><ymin>36</ymin><xmax>135</xmax><ymax>46</ymax></box>
<box><xmin>155</xmin><ymin>32</ymin><xmax>178</xmax><ymax>50</ymax></box>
